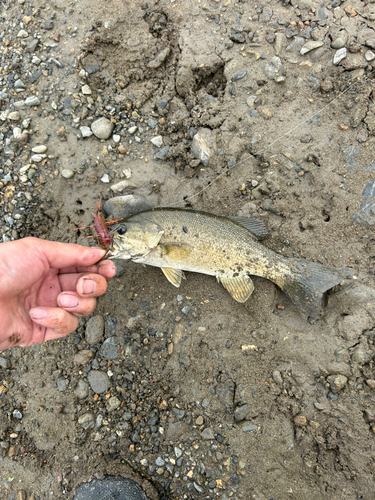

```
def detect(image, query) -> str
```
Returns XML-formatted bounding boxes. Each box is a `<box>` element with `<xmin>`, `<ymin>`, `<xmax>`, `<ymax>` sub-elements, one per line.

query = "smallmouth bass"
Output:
<box><xmin>108</xmin><ymin>208</ymin><xmax>343</xmax><ymax>321</ymax></box>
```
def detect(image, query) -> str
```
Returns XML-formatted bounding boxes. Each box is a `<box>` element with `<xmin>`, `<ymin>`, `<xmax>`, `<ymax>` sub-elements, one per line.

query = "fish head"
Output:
<box><xmin>109</xmin><ymin>220</ymin><xmax>164</xmax><ymax>260</ymax></box>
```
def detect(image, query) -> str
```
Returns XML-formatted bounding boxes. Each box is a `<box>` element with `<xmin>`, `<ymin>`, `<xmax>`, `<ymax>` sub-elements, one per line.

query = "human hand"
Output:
<box><xmin>0</xmin><ymin>237</ymin><xmax>116</xmax><ymax>350</ymax></box>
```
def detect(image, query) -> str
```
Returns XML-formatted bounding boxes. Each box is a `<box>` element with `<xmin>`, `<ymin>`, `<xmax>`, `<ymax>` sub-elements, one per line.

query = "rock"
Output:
<box><xmin>101</xmin><ymin>174</ymin><xmax>110</xmax><ymax>183</ymax></box>
<box><xmin>13</xmin><ymin>410</ymin><xmax>22</xmax><ymax>420</ymax></box>
<box><xmin>8</xmin><ymin>111</ymin><xmax>20</xmax><ymax>121</ymax></box>
<box><xmin>91</xmin><ymin>117</ymin><xmax>115</xmax><ymax>140</ymax></box>
<box><xmin>191</xmin><ymin>128</ymin><xmax>216</xmax><ymax>167</ymax></box>
<box><xmin>106</xmin><ymin>396</ymin><xmax>121</xmax><ymax>412</ymax></box>
<box><xmin>246</xmin><ymin>96</ymin><xmax>257</xmax><ymax>109</ymax></box>
<box><xmin>300</xmin><ymin>40</ymin><xmax>324</xmax><ymax>55</ymax></box>
<box><xmin>242</xmin><ymin>424</ymin><xmax>258</xmax><ymax>432</ymax></box>
<box><xmin>56</xmin><ymin>376</ymin><xmax>68</xmax><ymax>392</ymax></box>
<box><xmin>365</xmin><ymin>51</ymin><xmax>375</xmax><ymax>62</ymax></box>
<box><xmin>148</xmin><ymin>47</ymin><xmax>170</xmax><ymax>68</ymax></box>
<box><xmin>80</xmin><ymin>126</ymin><xmax>93</xmax><ymax>138</ymax></box>
<box><xmin>327</xmin><ymin>374</ymin><xmax>348</xmax><ymax>392</ymax></box>
<box><xmin>32</xmin><ymin>145</ymin><xmax>47</xmax><ymax>153</ymax></box>
<box><xmin>85</xmin><ymin>315</ymin><xmax>104</xmax><ymax>345</ymax></box>
<box><xmin>87</xmin><ymin>370</ymin><xmax>109</xmax><ymax>394</ymax></box>
<box><xmin>333</xmin><ymin>47</ymin><xmax>347</xmax><ymax>65</ymax></box>
<box><xmin>234</xmin><ymin>404</ymin><xmax>248</xmax><ymax>422</ymax></box>
<box><xmin>154</xmin><ymin>145</ymin><xmax>170</xmax><ymax>160</ymax></box>
<box><xmin>293</xmin><ymin>415</ymin><xmax>307</xmax><ymax>426</ymax></box>
<box><xmin>61</xmin><ymin>169</ymin><xmax>74</xmax><ymax>179</ymax></box>
<box><xmin>103</xmin><ymin>195</ymin><xmax>154</xmax><ymax>219</ymax></box>
<box><xmin>331</xmin><ymin>34</ymin><xmax>347</xmax><ymax>49</ymax></box>
<box><xmin>16</xmin><ymin>132</ymin><xmax>29</xmax><ymax>144</ymax></box>
<box><xmin>25</xmin><ymin>96</ymin><xmax>40</xmax><ymax>106</ymax></box>
<box><xmin>74</xmin><ymin>379</ymin><xmax>89</xmax><ymax>399</ymax></box>
<box><xmin>81</xmin><ymin>85</ymin><xmax>92</xmax><ymax>95</ymax></box>
<box><xmin>112</xmin><ymin>134</ymin><xmax>120</xmax><ymax>143</ymax></box>
<box><xmin>31</xmin><ymin>154</ymin><xmax>46</xmax><ymax>162</ymax></box>
<box><xmin>100</xmin><ymin>337</ymin><xmax>118</xmax><ymax>360</ymax></box>
<box><xmin>78</xmin><ymin>412</ymin><xmax>95</xmax><ymax>430</ymax></box>
<box><xmin>176</xmin><ymin>66</ymin><xmax>195</xmax><ymax>97</ymax></box>
<box><xmin>365</xmin><ymin>39</ymin><xmax>375</xmax><ymax>50</ymax></box>
<box><xmin>232</xmin><ymin>70</ymin><xmax>247</xmax><ymax>82</ymax></box>
<box><xmin>201</xmin><ymin>427</ymin><xmax>215</xmax><ymax>440</ymax></box>
<box><xmin>260</xmin><ymin>6</ymin><xmax>273</xmax><ymax>22</ymax></box>
<box><xmin>82</xmin><ymin>54</ymin><xmax>100</xmax><ymax>74</ymax></box>
<box><xmin>0</xmin><ymin>357</ymin><xmax>10</xmax><ymax>369</ymax></box>
<box><xmin>73</xmin><ymin>350</ymin><xmax>94</xmax><ymax>365</ymax></box>
<box><xmin>118</xmin><ymin>145</ymin><xmax>127</xmax><ymax>154</ymax></box>
<box><xmin>165</xmin><ymin>421</ymin><xmax>189</xmax><ymax>440</ymax></box>
<box><xmin>258</xmin><ymin>106</ymin><xmax>273</xmax><ymax>119</ymax></box>
<box><xmin>110</xmin><ymin>180</ymin><xmax>136</xmax><ymax>193</ymax></box>
<box><xmin>128</xmin><ymin>126</ymin><xmax>137</xmax><ymax>134</ymax></box>
<box><xmin>151</xmin><ymin>135</ymin><xmax>163</xmax><ymax>148</ymax></box>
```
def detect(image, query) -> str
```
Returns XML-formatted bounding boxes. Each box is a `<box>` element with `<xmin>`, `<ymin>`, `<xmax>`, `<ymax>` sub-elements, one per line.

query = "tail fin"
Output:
<box><xmin>279</xmin><ymin>258</ymin><xmax>343</xmax><ymax>322</ymax></box>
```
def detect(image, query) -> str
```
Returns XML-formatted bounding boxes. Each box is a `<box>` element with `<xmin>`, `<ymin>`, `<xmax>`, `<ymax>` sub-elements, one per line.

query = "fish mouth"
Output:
<box><xmin>106</xmin><ymin>239</ymin><xmax>132</xmax><ymax>260</ymax></box>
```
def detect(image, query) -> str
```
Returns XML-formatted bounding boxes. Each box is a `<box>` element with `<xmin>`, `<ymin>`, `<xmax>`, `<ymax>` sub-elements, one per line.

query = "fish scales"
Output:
<box><xmin>109</xmin><ymin>208</ymin><xmax>343</xmax><ymax>322</ymax></box>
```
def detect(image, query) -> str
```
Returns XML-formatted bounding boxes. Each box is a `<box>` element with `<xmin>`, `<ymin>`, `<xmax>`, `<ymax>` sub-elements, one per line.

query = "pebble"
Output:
<box><xmin>101</xmin><ymin>174</ymin><xmax>110</xmax><ymax>183</ymax></box>
<box><xmin>106</xmin><ymin>396</ymin><xmax>121</xmax><ymax>412</ymax></box>
<box><xmin>365</xmin><ymin>51</ymin><xmax>375</xmax><ymax>62</ymax></box>
<box><xmin>191</xmin><ymin>128</ymin><xmax>215</xmax><ymax>167</ymax></box>
<box><xmin>113</xmin><ymin>134</ymin><xmax>121</xmax><ymax>143</ymax></box>
<box><xmin>327</xmin><ymin>374</ymin><xmax>348</xmax><ymax>393</ymax></box>
<box><xmin>300</xmin><ymin>40</ymin><xmax>324</xmax><ymax>55</ymax></box>
<box><xmin>232</xmin><ymin>70</ymin><xmax>247</xmax><ymax>82</ymax></box>
<box><xmin>74</xmin><ymin>379</ymin><xmax>89</xmax><ymax>400</ymax></box>
<box><xmin>201</xmin><ymin>428</ymin><xmax>215</xmax><ymax>440</ymax></box>
<box><xmin>73</xmin><ymin>350</ymin><xmax>94</xmax><ymax>365</ymax></box>
<box><xmin>176</xmin><ymin>66</ymin><xmax>194</xmax><ymax>97</ymax></box>
<box><xmin>242</xmin><ymin>424</ymin><xmax>258</xmax><ymax>432</ymax></box>
<box><xmin>61</xmin><ymin>169</ymin><xmax>74</xmax><ymax>179</ymax></box>
<box><xmin>333</xmin><ymin>47</ymin><xmax>347</xmax><ymax>65</ymax></box>
<box><xmin>80</xmin><ymin>126</ymin><xmax>93</xmax><ymax>138</ymax></box>
<box><xmin>81</xmin><ymin>85</ymin><xmax>92</xmax><ymax>95</ymax></box>
<box><xmin>0</xmin><ymin>357</ymin><xmax>10</xmax><ymax>369</ymax></box>
<box><xmin>85</xmin><ymin>315</ymin><xmax>105</xmax><ymax>345</ymax></box>
<box><xmin>331</xmin><ymin>35</ymin><xmax>347</xmax><ymax>49</ymax></box>
<box><xmin>12</xmin><ymin>410</ymin><xmax>22</xmax><ymax>419</ymax></box>
<box><xmin>25</xmin><ymin>96</ymin><xmax>40</xmax><ymax>106</ymax></box>
<box><xmin>234</xmin><ymin>404</ymin><xmax>248</xmax><ymax>422</ymax></box>
<box><xmin>91</xmin><ymin>117</ymin><xmax>115</xmax><ymax>139</ymax></box>
<box><xmin>293</xmin><ymin>415</ymin><xmax>307</xmax><ymax>426</ymax></box>
<box><xmin>110</xmin><ymin>180</ymin><xmax>135</xmax><ymax>193</ymax></box>
<box><xmin>128</xmin><ymin>126</ymin><xmax>137</xmax><ymax>134</ymax></box>
<box><xmin>56</xmin><ymin>376</ymin><xmax>68</xmax><ymax>392</ymax></box>
<box><xmin>32</xmin><ymin>145</ymin><xmax>47</xmax><ymax>153</ymax></box>
<box><xmin>148</xmin><ymin>47</ymin><xmax>170</xmax><ymax>69</ymax></box>
<box><xmin>100</xmin><ymin>337</ymin><xmax>118</xmax><ymax>360</ymax></box>
<box><xmin>151</xmin><ymin>135</ymin><xmax>163</xmax><ymax>148</ymax></box>
<box><xmin>78</xmin><ymin>412</ymin><xmax>95</xmax><ymax>430</ymax></box>
<box><xmin>154</xmin><ymin>145</ymin><xmax>170</xmax><ymax>160</ymax></box>
<box><xmin>87</xmin><ymin>370</ymin><xmax>110</xmax><ymax>394</ymax></box>
<box><xmin>8</xmin><ymin>111</ymin><xmax>20</xmax><ymax>121</ymax></box>
<box><xmin>366</xmin><ymin>380</ymin><xmax>375</xmax><ymax>389</ymax></box>
<box><xmin>246</xmin><ymin>95</ymin><xmax>257</xmax><ymax>109</ymax></box>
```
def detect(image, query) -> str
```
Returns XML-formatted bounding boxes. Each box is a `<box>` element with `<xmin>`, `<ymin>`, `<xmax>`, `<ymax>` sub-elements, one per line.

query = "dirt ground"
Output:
<box><xmin>1</xmin><ymin>0</ymin><xmax>375</xmax><ymax>498</ymax></box>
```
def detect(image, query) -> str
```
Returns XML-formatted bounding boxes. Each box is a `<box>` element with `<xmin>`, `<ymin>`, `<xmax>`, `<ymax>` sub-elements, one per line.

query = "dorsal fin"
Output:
<box><xmin>227</xmin><ymin>216</ymin><xmax>268</xmax><ymax>240</ymax></box>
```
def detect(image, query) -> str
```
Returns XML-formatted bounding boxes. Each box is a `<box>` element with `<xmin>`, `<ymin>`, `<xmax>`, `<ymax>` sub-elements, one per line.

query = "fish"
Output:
<box><xmin>108</xmin><ymin>207</ymin><xmax>343</xmax><ymax>322</ymax></box>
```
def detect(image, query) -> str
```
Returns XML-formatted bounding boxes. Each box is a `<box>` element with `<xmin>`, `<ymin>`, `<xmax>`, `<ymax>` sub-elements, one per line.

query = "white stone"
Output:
<box><xmin>365</xmin><ymin>50</ymin><xmax>375</xmax><ymax>62</ymax></box>
<box><xmin>111</xmin><ymin>180</ymin><xmax>131</xmax><ymax>193</ymax></box>
<box><xmin>112</xmin><ymin>134</ymin><xmax>121</xmax><ymax>143</ymax></box>
<box><xmin>32</xmin><ymin>56</ymin><xmax>41</xmax><ymax>65</ymax></box>
<box><xmin>101</xmin><ymin>174</ymin><xmax>110</xmax><ymax>183</ymax></box>
<box><xmin>123</xmin><ymin>168</ymin><xmax>131</xmax><ymax>179</ymax></box>
<box><xmin>300</xmin><ymin>40</ymin><xmax>324</xmax><ymax>55</ymax></box>
<box><xmin>17</xmin><ymin>30</ymin><xmax>28</xmax><ymax>38</ymax></box>
<box><xmin>32</xmin><ymin>145</ymin><xmax>47</xmax><ymax>153</ymax></box>
<box><xmin>8</xmin><ymin>111</ymin><xmax>20</xmax><ymax>121</ymax></box>
<box><xmin>91</xmin><ymin>117</ymin><xmax>114</xmax><ymax>140</ymax></box>
<box><xmin>333</xmin><ymin>47</ymin><xmax>347</xmax><ymax>65</ymax></box>
<box><xmin>128</xmin><ymin>126</ymin><xmax>137</xmax><ymax>134</ymax></box>
<box><xmin>151</xmin><ymin>135</ymin><xmax>163</xmax><ymax>148</ymax></box>
<box><xmin>31</xmin><ymin>154</ymin><xmax>47</xmax><ymax>162</ymax></box>
<box><xmin>13</xmin><ymin>127</ymin><xmax>22</xmax><ymax>139</ymax></box>
<box><xmin>81</xmin><ymin>85</ymin><xmax>92</xmax><ymax>95</ymax></box>
<box><xmin>61</xmin><ymin>169</ymin><xmax>75</xmax><ymax>179</ymax></box>
<box><xmin>80</xmin><ymin>126</ymin><xmax>93</xmax><ymax>138</ymax></box>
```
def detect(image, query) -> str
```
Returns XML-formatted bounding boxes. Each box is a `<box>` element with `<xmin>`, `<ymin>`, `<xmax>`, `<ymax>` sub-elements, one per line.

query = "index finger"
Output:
<box><xmin>25</xmin><ymin>238</ymin><xmax>106</xmax><ymax>269</ymax></box>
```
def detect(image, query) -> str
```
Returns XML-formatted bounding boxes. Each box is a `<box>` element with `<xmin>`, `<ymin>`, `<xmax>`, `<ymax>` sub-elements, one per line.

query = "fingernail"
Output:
<box><xmin>83</xmin><ymin>279</ymin><xmax>97</xmax><ymax>294</ymax></box>
<box><xmin>59</xmin><ymin>294</ymin><xmax>79</xmax><ymax>308</ymax></box>
<box><xmin>30</xmin><ymin>308</ymin><xmax>47</xmax><ymax>319</ymax></box>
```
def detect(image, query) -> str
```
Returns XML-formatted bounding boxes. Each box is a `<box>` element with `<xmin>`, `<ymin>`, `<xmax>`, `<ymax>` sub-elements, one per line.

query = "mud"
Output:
<box><xmin>1</xmin><ymin>0</ymin><xmax>375</xmax><ymax>499</ymax></box>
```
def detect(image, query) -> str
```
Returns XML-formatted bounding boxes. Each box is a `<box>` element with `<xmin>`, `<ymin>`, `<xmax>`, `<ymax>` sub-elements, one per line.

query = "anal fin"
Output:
<box><xmin>161</xmin><ymin>267</ymin><xmax>185</xmax><ymax>287</ymax></box>
<box><xmin>220</xmin><ymin>276</ymin><xmax>254</xmax><ymax>303</ymax></box>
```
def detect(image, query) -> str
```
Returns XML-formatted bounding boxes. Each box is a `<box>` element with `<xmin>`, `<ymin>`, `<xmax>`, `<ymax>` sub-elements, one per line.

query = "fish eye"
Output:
<box><xmin>117</xmin><ymin>226</ymin><xmax>127</xmax><ymax>235</ymax></box>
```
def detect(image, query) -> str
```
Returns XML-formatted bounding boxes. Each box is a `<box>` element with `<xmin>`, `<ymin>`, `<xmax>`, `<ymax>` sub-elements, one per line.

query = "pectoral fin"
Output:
<box><xmin>161</xmin><ymin>267</ymin><xmax>185</xmax><ymax>287</ymax></box>
<box><xmin>220</xmin><ymin>276</ymin><xmax>254</xmax><ymax>303</ymax></box>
